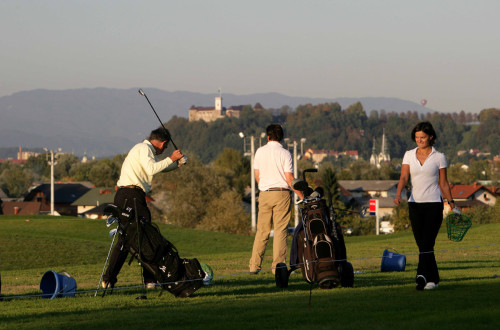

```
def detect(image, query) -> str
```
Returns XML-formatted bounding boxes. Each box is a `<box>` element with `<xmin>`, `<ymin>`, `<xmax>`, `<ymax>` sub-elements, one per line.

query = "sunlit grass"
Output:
<box><xmin>0</xmin><ymin>215</ymin><xmax>498</xmax><ymax>329</ymax></box>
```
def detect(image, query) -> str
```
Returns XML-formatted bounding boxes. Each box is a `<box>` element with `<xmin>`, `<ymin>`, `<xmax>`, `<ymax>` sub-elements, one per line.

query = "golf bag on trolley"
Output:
<box><xmin>104</xmin><ymin>204</ymin><xmax>206</xmax><ymax>297</ymax></box>
<box><xmin>276</xmin><ymin>169</ymin><xmax>354</xmax><ymax>289</ymax></box>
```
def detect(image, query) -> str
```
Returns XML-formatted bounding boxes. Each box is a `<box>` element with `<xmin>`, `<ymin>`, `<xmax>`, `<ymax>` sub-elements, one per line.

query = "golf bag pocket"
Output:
<box><xmin>164</xmin><ymin>258</ymin><xmax>204</xmax><ymax>298</ymax></box>
<box><xmin>304</xmin><ymin>200</ymin><xmax>330</xmax><ymax>238</ymax></box>
<box><xmin>307</xmin><ymin>210</ymin><xmax>327</xmax><ymax>236</ymax></box>
<box><xmin>313</xmin><ymin>234</ymin><xmax>339</xmax><ymax>289</ymax></box>
<box><xmin>314</xmin><ymin>234</ymin><xmax>334</xmax><ymax>259</ymax></box>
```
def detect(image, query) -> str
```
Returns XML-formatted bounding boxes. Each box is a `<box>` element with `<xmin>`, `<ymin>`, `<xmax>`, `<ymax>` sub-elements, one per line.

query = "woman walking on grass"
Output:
<box><xmin>394</xmin><ymin>121</ymin><xmax>456</xmax><ymax>290</ymax></box>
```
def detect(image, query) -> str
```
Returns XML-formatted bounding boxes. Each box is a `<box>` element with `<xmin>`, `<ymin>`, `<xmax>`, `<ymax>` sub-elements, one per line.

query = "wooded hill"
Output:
<box><xmin>164</xmin><ymin>103</ymin><xmax>498</xmax><ymax>164</ymax></box>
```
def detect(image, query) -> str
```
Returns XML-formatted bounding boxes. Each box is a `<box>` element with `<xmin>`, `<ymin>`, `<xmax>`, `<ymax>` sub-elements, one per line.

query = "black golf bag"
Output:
<box><xmin>276</xmin><ymin>169</ymin><xmax>354</xmax><ymax>289</ymax></box>
<box><xmin>105</xmin><ymin>204</ymin><xmax>205</xmax><ymax>297</ymax></box>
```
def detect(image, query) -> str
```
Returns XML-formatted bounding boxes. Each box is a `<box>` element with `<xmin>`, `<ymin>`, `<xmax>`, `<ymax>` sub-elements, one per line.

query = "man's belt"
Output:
<box><xmin>118</xmin><ymin>185</ymin><xmax>144</xmax><ymax>191</ymax></box>
<box><xmin>266</xmin><ymin>187</ymin><xmax>289</xmax><ymax>191</ymax></box>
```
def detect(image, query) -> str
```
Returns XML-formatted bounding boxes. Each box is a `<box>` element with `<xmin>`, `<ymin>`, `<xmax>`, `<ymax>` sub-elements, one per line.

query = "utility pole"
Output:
<box><xmin>293</xmin><ymin>141</ymin><xmax>299</xmax><ymax>227</ymax></box>
<box><xmin>240</xmin><ymin>133</ymin><xmax>257</xmax><ymax>232</ymax></box>
<box><xmin>250</xmin><ymin>136</ymin><xmax>256</xmax><ymax>232</ymax></box>
<box><xmin>50</xmin><ymin>150</ymin><xmax>54</xmax><ymax>216</ymax></box>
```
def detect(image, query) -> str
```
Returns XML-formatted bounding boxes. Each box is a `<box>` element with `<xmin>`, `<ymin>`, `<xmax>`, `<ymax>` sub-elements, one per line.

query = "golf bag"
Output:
<box><xmin>277</xmin><ymin>169</ymin><xmax>354</xmax><ymax>289</ymax></box>
<box><xmin>105</xmin><ymin>204</ymin><xmax>205</xmax><ymax>297</ymax></box>
<box><xmin>295</xmin><ymin>198</ymin><xmax>341</xmax><ymax>288</ymax></box>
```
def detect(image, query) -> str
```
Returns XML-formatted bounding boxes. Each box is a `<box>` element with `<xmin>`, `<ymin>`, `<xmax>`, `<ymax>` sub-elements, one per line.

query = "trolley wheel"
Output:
<box><xmin>339</xmin><ymin>261</ymin><xmax>354</xmax><ymax>287</ymax></box>
<box><xmin>275</xmin><ymin>263</ymin><xmax>290</xmax><ymax>288</ymax></box>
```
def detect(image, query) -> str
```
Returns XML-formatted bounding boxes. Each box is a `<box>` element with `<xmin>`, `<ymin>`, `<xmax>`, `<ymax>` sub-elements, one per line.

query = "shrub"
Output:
<box><xmin>196</xmin><ymin>191</ymin><xmax>250</xmax><ymax>234</ymax></box>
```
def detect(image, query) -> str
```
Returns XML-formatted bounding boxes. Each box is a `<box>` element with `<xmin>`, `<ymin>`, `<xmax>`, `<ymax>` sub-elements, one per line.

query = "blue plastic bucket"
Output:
<box><xmin>381</xmin><ymin>249</ymin><xmax>406</xmax><ymax>272</ymax></box>
<box><xmin>40</xmin><ymin>270</ymin><xmax>77</xmax><ymax>299</ymax></box>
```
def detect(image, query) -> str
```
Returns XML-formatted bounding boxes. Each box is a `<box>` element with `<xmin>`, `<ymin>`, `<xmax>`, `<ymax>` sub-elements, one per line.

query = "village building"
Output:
<box><xmin>71</xmin><ymin>187</ymin><xmax>156</xmax><ymax>219</ymax></box>
<box><xmin>449</xmin><ymin>182</ymin><xmax>497</xmax><ymax>213</ymax></box>
<box><xmin>188</xmin><ymin>94</ymin><xmax>263</xmax><ymax>123</ymax></box>
<box><xmin>23</xmin><ymin>182</ymin><xmax>92</xmax><ymax>216</ymax></box>
<box><xmin>303</xmin><ymin>149</ymin><xmax>359</xmax><ymax>164</ymax></box>
<box><xmin>338</xmin><ymin>180</ymin><xmax>405</xmax><ymax>234</ymax></box>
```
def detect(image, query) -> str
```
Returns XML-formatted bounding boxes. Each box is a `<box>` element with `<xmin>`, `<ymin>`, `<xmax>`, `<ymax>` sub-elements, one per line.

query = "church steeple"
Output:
<box><xmin>371</xmin><ymin>129</ymin><xmax>391</xmax><ymax>168</ymax></box>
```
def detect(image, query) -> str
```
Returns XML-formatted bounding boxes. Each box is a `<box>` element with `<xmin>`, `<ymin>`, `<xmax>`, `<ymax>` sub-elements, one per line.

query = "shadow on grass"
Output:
<box><xmin>3</xmin><ymin>280</ymin><xmax>500</xmax><ymax>329</ymax></box>
<box><xmin>438</xmin><ymin>259</ymin><xmax>500</xmax><ymax>270</ymax></box>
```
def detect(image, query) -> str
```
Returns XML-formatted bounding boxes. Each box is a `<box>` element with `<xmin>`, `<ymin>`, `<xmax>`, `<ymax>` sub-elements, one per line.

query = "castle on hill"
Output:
<box><xmin>188</xmin><ymin>92</ymin><xmax>263</xmax><ymax>122</ymax></box>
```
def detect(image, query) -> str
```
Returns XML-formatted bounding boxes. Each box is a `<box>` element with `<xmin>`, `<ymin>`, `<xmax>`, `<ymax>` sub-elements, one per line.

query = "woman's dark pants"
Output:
<box><xmin>408</xmin><ymin>202</ymin><xmax>443</xmax><ymax>284</ymax></box>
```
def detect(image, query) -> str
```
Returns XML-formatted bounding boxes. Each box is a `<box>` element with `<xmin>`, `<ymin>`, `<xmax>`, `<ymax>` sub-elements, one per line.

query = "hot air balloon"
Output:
<box><xmin>420</xmin><ymin>99</ymin><xmax>427</xmax><ymax>107</ymax></box>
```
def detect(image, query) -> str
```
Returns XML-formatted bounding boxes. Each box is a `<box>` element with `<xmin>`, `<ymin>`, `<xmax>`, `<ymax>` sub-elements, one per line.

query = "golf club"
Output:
<box><xmin>106</xmin><ymin>216</ymin><xmax>117</xmax><ymax>227</ymax></box>
<box><xmin>108</xmin><ymin>228</ymin><xmax>118</xmax><ymax>237</ymax></box>
<box><xmin>138</xmin><ymin>89</ymin><xmax>178</xmax><ymax>150</ymax></box>
<box><xmin>134</xmin><ymin>198</ymin><xmax>148</xmax><ymax>300</ymax></box>
<box><xmin>95</xmin><ymin>224</ymin><xmax>118</xmax><ymax>297</ymax></box>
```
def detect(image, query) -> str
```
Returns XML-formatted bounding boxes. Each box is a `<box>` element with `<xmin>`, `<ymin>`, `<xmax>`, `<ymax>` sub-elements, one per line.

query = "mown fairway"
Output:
<box><xmin>0</xmin><ymin>215</ymin><xmax>499</xmax><ymax>329</ymax></box>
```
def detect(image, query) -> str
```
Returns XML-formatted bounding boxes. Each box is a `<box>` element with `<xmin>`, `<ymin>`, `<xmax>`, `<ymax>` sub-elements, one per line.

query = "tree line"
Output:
<box><xmin>1</xmin><ymin>103</ymin><xmax>498</xmax><ymax>235</ymax></box>
<box><xmin>165</xmin><ymin>104</ymin><xmax>499</xmax><ymax>164</ymax></box>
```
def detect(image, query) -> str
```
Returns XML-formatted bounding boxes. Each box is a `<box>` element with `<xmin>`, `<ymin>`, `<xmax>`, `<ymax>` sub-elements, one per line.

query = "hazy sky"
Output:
<box><xmin>2</xmin><ymin>0</ymin><xmax>499</xmax><ymax>113</ymax></box>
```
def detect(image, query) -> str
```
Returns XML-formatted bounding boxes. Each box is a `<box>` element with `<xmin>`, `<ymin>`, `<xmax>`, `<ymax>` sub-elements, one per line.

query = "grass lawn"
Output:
<box><xmin>0</xmin><ymin>215</ymin><xmax>499</xmax><ymax>329</ymax></box>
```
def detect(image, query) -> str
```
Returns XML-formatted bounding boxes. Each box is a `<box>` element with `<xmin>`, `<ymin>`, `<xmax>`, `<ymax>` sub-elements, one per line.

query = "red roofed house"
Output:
<box><xmin>0</xmin><ymin>201</ymin><xmax>47</xmax><ymax>215</ymax></box>
<box><xmin>449</xmin><ymin>182</ymin><xmax>497</xmax><ymax>213</ymax></box>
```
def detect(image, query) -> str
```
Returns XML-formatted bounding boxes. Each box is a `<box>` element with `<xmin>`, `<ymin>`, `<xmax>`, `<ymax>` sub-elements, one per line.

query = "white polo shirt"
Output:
<box><xmin>402</xmin><ymin>147</ymin><xmax>447</xmax><ymax>203</ymax></box>
<box><xmin>254</xmin><ymin>141</ymin><xmax>293</xmax><ymax>192</ymax></box>
<box><xmin>117</xmin><ymin>140</ymin><xmax>178</xmax><ymax>193</ymax></box>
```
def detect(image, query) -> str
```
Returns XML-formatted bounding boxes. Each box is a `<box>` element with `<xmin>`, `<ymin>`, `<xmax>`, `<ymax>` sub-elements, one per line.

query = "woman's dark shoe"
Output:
<box><xmin>416</xmin><ymin>275</ymin><xmax>427</xmax><ymax>291</ymax></box>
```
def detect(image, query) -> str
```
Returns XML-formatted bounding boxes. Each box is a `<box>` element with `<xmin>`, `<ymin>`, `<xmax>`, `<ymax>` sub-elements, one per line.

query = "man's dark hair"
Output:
<box><xmin>149</xmin><ymin>127</ymin><xmax>171</xmax><ymax>143</ymax></box>
<box><xmin>266</xmin><ymin>124</ymin><xmax>284</xmax><ymax>142</ymax></box>
<box><xmin>411</xmin><ymin>121</ymin><xmax>437</xmax><ymax>146</ymax></box>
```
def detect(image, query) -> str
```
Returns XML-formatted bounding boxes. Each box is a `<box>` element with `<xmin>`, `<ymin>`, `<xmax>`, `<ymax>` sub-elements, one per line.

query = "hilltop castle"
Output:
<box><xmin>188</xmin><ymin>93</ymin><xmax>263</xmax><ymax>123</ymax></box>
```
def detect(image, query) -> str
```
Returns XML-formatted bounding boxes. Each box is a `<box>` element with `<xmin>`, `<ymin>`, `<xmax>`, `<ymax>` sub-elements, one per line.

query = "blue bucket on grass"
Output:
<box><xmin>40</xmin><ymin>270</ymin><xmax>77</xmax><ymax>299</ymax></box>
<box><xmin>381</xmin><ymin>249</ymin><xmax>406</xmax><ymax>272</ymax></box>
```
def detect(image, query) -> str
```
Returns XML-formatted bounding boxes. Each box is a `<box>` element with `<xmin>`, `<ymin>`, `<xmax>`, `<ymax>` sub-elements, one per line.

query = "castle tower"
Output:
<box><xmin>215</xmin><ymin>96</ymin><xmax>222</xmax><ymax>111</ymax></box>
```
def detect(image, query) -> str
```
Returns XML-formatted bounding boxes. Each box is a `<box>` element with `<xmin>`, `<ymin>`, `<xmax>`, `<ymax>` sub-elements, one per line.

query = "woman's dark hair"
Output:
<box><xmin>411</xmin><ymin>121</ymin><xmax>437</xmax><ymax>146</ymax></box>
<box><xmin>149</xmin><ymin>127</ymin><xmax>171</xmax><ymax>142</ymax></box>
<box><xmin>266</xmin><ymin>124</ymin><xmax>284</xmax><ymax>142</ymax></box>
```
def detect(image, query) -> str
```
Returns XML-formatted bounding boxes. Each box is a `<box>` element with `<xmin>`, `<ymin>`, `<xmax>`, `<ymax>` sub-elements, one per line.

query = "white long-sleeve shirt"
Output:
<box><xmin>117</xmin><ymin>140</ymin><xmax>178</xmax><ymax>193</ymax></box>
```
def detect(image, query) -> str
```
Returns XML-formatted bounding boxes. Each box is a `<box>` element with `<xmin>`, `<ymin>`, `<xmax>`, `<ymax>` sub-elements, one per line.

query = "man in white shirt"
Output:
<box><xmin>102</xmin><ymin>127</ymin><xmax>184</xmax><ymax>289</ymax></box>
<box><xmin>249</xmin><ymin>124</ymin><xmax>304</xmax><ymax>274</ymax></box>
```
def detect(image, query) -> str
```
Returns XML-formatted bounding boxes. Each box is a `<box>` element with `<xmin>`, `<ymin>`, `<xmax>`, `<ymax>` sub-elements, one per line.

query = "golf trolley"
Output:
<box><xmin>275</xmin><ymin>169</ymin><xmax>355</xmax><ymax>289</ymax></box>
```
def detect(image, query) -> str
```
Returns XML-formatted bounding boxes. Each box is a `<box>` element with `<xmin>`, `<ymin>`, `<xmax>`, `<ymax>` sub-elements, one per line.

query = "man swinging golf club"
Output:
<box><xmin>102</xmin><ymin>127</ymin><xmax>185</xmax><ymax>289</ymax></box>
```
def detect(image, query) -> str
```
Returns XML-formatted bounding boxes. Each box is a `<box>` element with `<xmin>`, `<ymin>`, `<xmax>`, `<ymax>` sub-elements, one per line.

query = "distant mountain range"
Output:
<box><xmin>0</xmin><ymin>88</ymin><xmax>434</xmax><ymax>158</ymax></box>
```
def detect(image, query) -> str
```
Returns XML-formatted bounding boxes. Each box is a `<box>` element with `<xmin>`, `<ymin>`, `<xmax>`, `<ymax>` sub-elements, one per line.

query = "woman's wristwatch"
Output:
<box><xmin>449</xmin><ymin>199</ymin><xmax>455</xmax><ymax>205</ymax></box>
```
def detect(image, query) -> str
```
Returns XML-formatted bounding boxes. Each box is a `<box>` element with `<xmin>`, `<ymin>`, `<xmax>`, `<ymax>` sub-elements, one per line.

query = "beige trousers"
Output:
<box><xmin>249</xmin><ymin>191</ymin><xmax>291</xmax><ymax>274</ymax></box>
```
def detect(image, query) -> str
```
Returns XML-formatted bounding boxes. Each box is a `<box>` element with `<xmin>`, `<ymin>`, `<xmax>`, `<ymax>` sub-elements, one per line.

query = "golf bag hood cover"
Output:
<box><xmin>103</xmin><ymin>204</ymin><xmax>134</xmax><ymax>223</ymax></box>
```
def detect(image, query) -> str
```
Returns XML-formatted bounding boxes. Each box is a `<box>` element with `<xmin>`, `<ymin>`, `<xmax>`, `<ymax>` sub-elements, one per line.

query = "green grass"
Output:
<box><xmin>0</xmin><ymin>215</ymin><xmax>499</xmax><ymax>329</ymax></box>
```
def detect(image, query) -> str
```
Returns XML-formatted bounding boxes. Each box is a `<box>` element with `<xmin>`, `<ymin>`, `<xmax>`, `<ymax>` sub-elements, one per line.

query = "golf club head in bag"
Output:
<box><xmin>292</xmin><ymin>179</ymin><xmax>314</xmax><ymax>198</ymax></box>
<box><xmin>292</xmin><ymin>178</ymin><xmax>308</xmax><ymax>193</ymax></box>
<box><xmin>106</xmin><ymin>216</ymin><xmax>118</xmax><ymax>227</ymax></box>
<box><xmin>103</xmin><ymin>204</ymin><xmax>134</xmax><ymax>225</ymax></box>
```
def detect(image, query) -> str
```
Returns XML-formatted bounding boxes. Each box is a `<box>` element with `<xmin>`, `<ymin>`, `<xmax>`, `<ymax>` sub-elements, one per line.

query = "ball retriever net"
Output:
<box><xmin>446</xmin><ymin>213</ymin><xmax>472</xmax><ymax>242</ymax></box>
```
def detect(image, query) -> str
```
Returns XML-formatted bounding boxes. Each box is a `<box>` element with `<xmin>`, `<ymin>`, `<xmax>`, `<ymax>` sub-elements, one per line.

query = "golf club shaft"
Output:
<box><xmin>138</xmin><ymin>89</ymin><xmax>179</xmax><ymax>150</ymax></box>
<box><xmin>95</xmin><ymin>227</ymin><xmax>117</xmax><ymax>297</ymax></box>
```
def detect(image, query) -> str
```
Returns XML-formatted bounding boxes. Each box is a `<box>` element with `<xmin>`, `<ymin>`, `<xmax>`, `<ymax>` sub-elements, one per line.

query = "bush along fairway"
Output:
<box><xmin>0</xmin><ymin>215</ymin><xmax>499</xmax><ymax>329</ymax></box>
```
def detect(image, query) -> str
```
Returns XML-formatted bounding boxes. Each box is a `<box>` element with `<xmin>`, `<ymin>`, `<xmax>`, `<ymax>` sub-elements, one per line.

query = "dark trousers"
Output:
<box><xmin>408</xmin><ymin>202</ymin><xmax>443</xmax><ymax>283</ymax></box>
<box><xmin>103</xmin><ymin>187</ymin><xmax>156</xmax><ymax>285</ymax></box>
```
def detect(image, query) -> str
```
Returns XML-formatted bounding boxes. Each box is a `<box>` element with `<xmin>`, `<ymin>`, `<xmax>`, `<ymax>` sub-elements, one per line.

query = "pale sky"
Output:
<box><xmin>2</xmin><ymin>0</ymin><xmax>499</xmax><ymax>113</ymax></box>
